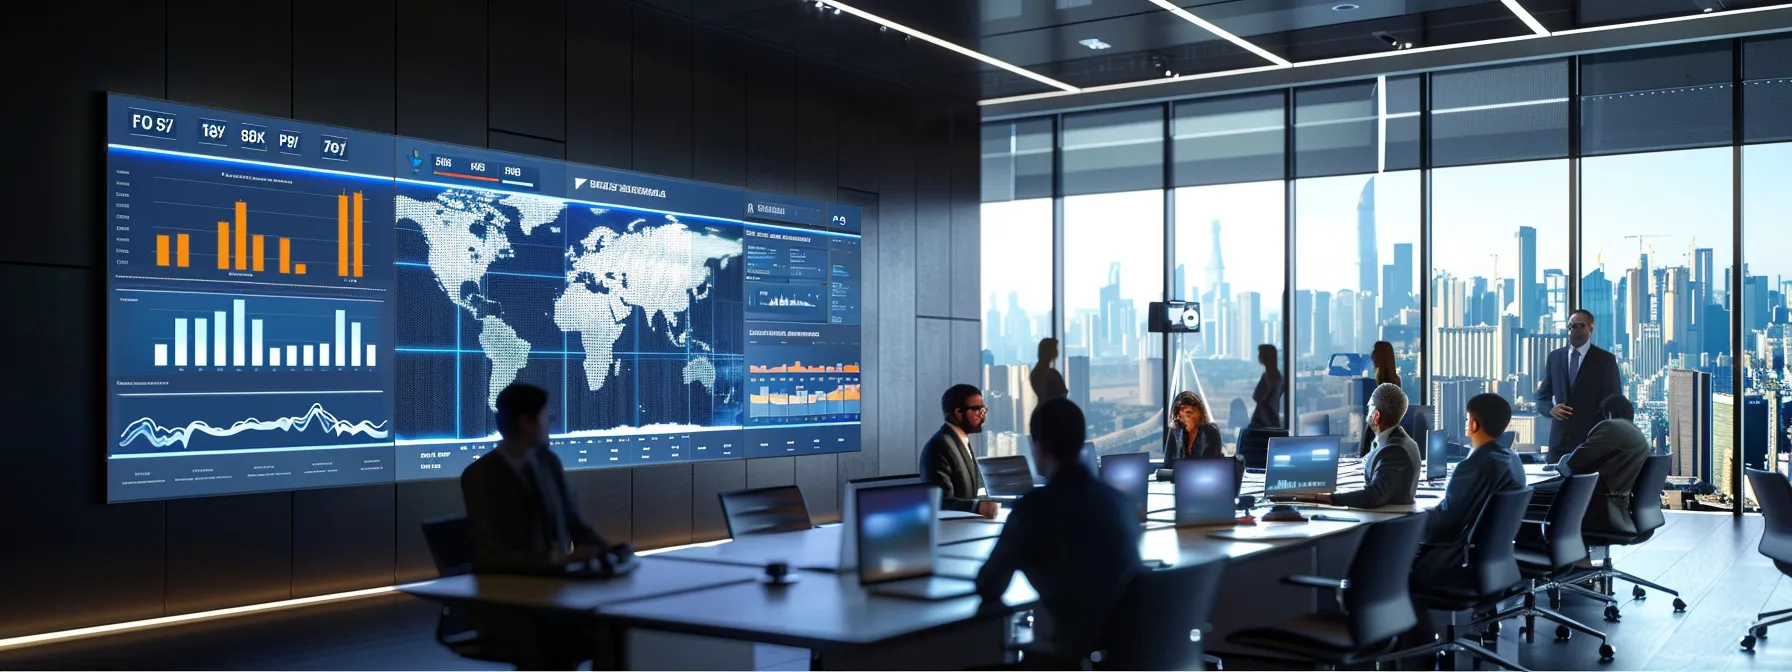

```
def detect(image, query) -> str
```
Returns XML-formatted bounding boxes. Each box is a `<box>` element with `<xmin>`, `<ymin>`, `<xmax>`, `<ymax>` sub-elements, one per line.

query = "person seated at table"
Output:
<box><xmin>1278</xmin><ymin>383</ymin><xmax>1419</xmax><ymax>509</ymax></box>
<box><xmin>1411</xmin><ymin>393</ymin><xmax>1525</xmax><ymax>593</ymax></box>
<box><xmin>1527</xmin><ymin>394</ymin><xmax>1649</xmax><ymax>536</ymax></box>
<box><xmin>921</xmin><ymin>383</ymin><xmax>1000</xmax><ymax>518</ymax></box>
<box><xmin>976</xmin><ymin>398</ymin><xmax>1144</xmax><ymax>663</ymax></box>
<box><xmin>1163</xmin><ymin>391</ymin><xmax>1226</xmax><ymax>472</ymax></box>
<box><xmin>461</xmin><ymin>383</ymin><xmax>621</xmax><ymax>669</ymax></box>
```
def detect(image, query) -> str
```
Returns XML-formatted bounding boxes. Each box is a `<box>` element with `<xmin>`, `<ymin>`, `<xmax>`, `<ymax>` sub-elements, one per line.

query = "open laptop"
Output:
<box><xmin>1264</xmin><ymin>436</ymin><xmax>1340</xmax><ymax>496</ymax></box>
<box><xmin>1099</xmin><ymin>452</ymin><xmax>1151</xmax><ymax>521</ymax></box>
<box><xmin>1165</xmin><ymin>458</ymin><xmax>1240</xmax><ymax>527</ymax></box>
<box><xmin>856</xmin><ymin>483</ymin><xmax>977</xmax><ymax>600</ymax></box>
<box><xmin>839</xmin><ymin>474</ymin><xmax>923</xmax><ymax>568</ymax></box>
<box><xmin>976</xmin><ymin>455</ymin><xmax>1035</xmax><ymax>499</ymax></box>
<box><xmin>1424</xmin><ymin>430</ymin><xmax>1449</xmax><ymax>482</ymax></box>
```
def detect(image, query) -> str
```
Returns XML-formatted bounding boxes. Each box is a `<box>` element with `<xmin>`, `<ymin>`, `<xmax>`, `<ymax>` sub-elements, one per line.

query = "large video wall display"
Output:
<box><xmin>105</xmin><ymin>94</ymin><xmax>863</xmax><ymax>502</ymax></box>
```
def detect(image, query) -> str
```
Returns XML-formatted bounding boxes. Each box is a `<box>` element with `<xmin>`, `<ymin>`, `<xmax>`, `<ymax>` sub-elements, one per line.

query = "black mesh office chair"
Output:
<box><xmin>1091</xmin><ymin>558</ymin><xmax>1230</xmax><ymax>670</ymax></box>
<box><xmin>1563</xmin><ymin>454</ymin><xmax>1685</xmax><ymax>620</ymax></box>
<box><xmin>418</xmin><ymin>513</ymin><xmax>520</xmax><ymax>666</ymax></box>
<box><xmin>1492</xmin><ymin>474</ymin><xmax>1614</xmax><ymax>661</ymax></box>
<box><xmin>1371</xmin><ymin>488</ymin><xmax>1534</xmax><ymax>672</ymax></box>
<box><xmin>1225</xmin><ymin>515</ymin><xmax>1428</xmax><ymax>666</ymax></box>
<box><xmin>719</xmin><ymin>485</ymin><xmax>813</xmax><ymax>538</ymax></box>
<box><xmin>1742</xmin><ymin>468</ymin><xmax>1792</xmax><ymax>652</ymax></box>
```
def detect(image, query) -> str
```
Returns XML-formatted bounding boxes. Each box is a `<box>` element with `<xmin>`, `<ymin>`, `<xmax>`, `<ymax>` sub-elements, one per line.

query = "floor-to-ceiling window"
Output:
<box><xmin>1060</xmin><ymin>106</ymin><xmax>1165</xmax><ymax>458</ymax></box>
<box><xmin>1742</xmin><ymin>35</ymin><xmax>1792</xmax><ymax>496</ymax></box>
<box><xmin>1169</xmin><ymin>92</ymin><xmax>1287</xmax><ymax>452</ymax></box>
<box><xmin>979</xmin><ymin>119</ymin><xmax>1054</xmax><ymax>458</ymax></box>
<box><xmin>1580</xmin><ymin>42</ymin><xmax>1737</xmax><ymax>506</ymax></box>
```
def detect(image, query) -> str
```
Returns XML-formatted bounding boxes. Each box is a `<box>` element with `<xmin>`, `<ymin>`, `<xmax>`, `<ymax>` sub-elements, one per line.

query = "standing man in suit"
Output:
<box><xmin>1536</xmin><ymin>309</ymin><xmax>1624</xmax><ymax>461</ymax></box>
<box><xmin>922</xmin><ymin>383</ymin><xmax>1000</xmax><ymax>518</ymax></box>
<box><xmin>1295</xmin><ymin>383</ymin><xmax>1420</xmax><ymax>509</ymax></box>
<box><xmin>1411</xmin><ymin>393</ymin><xmax>1526</xmax><ymax>592</ymax></box>
<box><xmin>1531</xmin><ymin>394</ymin><xmax>1650</xmax><ymax>536</ymax></box>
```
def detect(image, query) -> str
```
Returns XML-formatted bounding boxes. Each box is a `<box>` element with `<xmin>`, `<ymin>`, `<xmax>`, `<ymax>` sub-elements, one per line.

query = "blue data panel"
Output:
<box><xmin>105</xmin><ymin>94</ymin><xmax>397</xmax><ymax>502</ymax></box>
<box><xmin>743</xmin><ymin>324</ymin><xmax>862</xmax><ymax>458</ymax></box>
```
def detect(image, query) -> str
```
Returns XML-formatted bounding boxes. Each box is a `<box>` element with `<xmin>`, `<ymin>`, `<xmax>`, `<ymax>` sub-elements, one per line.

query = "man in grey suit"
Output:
<box><xmin>921</xmin><ymin>383</ymin><xmax>1000</xmax><ymax>518</ymax></box>
<box><xmin>1536</xmin><ymin>309</ymin><xmax>1624</xmax><ymax>461</ymax></box>
<box><xmin>1286</xmin><ymin>383</ymin><xmax>1420</xmax><ymax>509</ymax></box>
<box><xmin>1530</xmin><ymin>394</ymin><xmax>1650</xmax><ymax>536</ymax></box>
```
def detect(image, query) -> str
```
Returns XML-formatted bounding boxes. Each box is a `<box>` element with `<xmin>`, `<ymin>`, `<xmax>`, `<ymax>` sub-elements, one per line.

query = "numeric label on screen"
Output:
<box><xmin>320</xmin><ymin>135</ymin><xmax>349</xmax><ymax>161</ymax></box>
<box><xmin>128</xmin><ymin>108</ymin><xmax>177</xmax><ymax>140</ymax></box>
<box><xmin>239</xmin><ymin>123</ymin><xmax>268</xmax><ymax>152</ymax></box>
<box><xmin>198</xmin><ymin>118</ymin><xmax>229</xmax><ymax>146</ymax></box>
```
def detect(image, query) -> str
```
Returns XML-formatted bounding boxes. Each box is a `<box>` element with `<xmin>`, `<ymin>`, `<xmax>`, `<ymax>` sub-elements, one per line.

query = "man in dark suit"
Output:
<box><xmin>1532</xmin><ymin>394</ymin><xmax>1650</xmax><ymax>536</ymax></box>
<box><xmin>1536</xmin><ymin>309</ymin><xmax>1624</xmax><ymax>461</ymax></box>
<box><xmin>1298</xmin><ymin>383</ymin><xmax>1419</xmax><ymax>509</ymax></box>
<box><xmin>976</xmin><ymin>398</ymin><xmax>1143</xmax><ymax>662</ymax></box>
<box><xmin>1412</xmin><ymin>393</ymin><xmax>1526</xmax><ymax>593</ymax></box>
<box><xmin>461</xmin><ymin>383</ymin><xmax>621</xmax><ymax>669</ymax></box>
<box><xmin>921</xmin><ymin>383</ymin><xmax>999</xmax><ymax>518</ymax></box>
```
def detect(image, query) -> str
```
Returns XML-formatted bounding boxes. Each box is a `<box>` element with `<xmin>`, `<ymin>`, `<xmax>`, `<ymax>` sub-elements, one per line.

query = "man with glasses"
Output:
<box><xmin>1536</xmin><ymin>309</ymin><xmax>1623</xmax><ymax>462</ymax></box>
<box><xmin>922</xmin><ymin>383</ymin><xmax>1000</xmax><ymax>518</ymax></box>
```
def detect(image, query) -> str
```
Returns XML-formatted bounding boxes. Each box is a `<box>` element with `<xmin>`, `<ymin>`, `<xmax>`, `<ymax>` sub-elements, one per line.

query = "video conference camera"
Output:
<box><xmin>1146</xmin><ymin>300</ymin><xmax>1202</xmax><ymax>333</ymax></box>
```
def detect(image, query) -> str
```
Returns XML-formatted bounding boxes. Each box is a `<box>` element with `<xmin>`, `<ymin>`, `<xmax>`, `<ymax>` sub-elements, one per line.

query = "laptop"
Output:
<box><xmin>976</xmin><ymin>455</ymin><xmax>1035</xmax><ymax>499</ymax></box>
<box><xmin>1170</xmin><ymin>458</ymin><xmax>1240</xmax><ymax>527</ymax></box>
<box><xmin>856</xmin><ymin>483</ymin><xmax>977</xmax><ymax>600</ymax></box>
<box><xmin>1497</xmin><ymin>431</ymin><xmax>1517</xmax><ymax>449</ymax></box>
<box><xmin>839</xmin><ymin>474</ymin><xmax>924</xmax><ymax>568</ymax></box>
<box><xmin>1424</xmin><ymin>430</ymin><xmax>1449</xmax><ymax>482</ymax></box>
<box><xmin>1099</xmin><ymin>452</ymin><xmax>1151</xmax><ymax>521</ymax></box>
<box><xmin>1264</xmin><ymin>437</ymin><xmax>1340</xmax><ymax>496</ymax></box>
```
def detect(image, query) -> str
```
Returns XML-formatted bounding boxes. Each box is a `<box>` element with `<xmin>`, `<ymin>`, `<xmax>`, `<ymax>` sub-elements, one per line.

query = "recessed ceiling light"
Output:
<box><xmin>1079</xmin><ymin>38</ymin><xmax>1113</xmax><ymax>50</ymax></box>
<box><xmin>1332</xmin><ymin>3</ymin><xmax>1360</xmax><ymax>10</ymax></box>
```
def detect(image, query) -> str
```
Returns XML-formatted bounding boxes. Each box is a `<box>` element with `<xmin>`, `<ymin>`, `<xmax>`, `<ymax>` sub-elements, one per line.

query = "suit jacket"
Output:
<box><xmin>460</xmin><ymin>447</ymin><xmax>607</xmax><ymax>575</ymax></box>
<box><xmin>920</xmin><ymin>424</ymin><xmax>984</xmax><ymax>513</ymax></box>
<box><xmin>1424</xmin><ymin>441</ymin><xmax>1526</xmax><ymax>548</ymax></box>
<box><xmin>1357</xmin><ymin>406</ymin><xmax>1434</xmax><ymax>458</ymax></box>
<box><xmin>975</xmin><ymin>462</ymin><xmax>1143</xmax><ymax>658</ymax></box>
<box><xmin>1251</xmin><ymin>371</ymin><xmax>1284</xmax><ymax>429</ymax></box>
<box><xmin>1558</xmin><ymin>419</ymin><xmax>1650</xmax><ymax>536</ymax></box>
<box><xmin>1333</xmin><ymin>425</ymin><xmax>1420</xmax><ymax>509</ymax></box>
<box><xmin>1163</xmin><ymin>423</ymin><xmax>1225</xmax><ymax>471</ymax></box>
<box><xmin>1535</xmin><ymin>344</ymin><xmax>1623</xmax><ymax>459</ymax></box>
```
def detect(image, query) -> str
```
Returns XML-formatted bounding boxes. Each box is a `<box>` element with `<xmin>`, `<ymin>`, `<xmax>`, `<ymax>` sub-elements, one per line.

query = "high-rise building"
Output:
<box><xmin>1519</xmin><ymin>333</ymin><xmax>1568</xmax><ymax>407</ymax></box>
<box><xmin>1638</xmin><ymin>323</ymin><xmax>1666</xmax><ymax>383</ymax></box>
<box><xmin>1295</xmin><ymin>290</ymin><xmax>1313</xmax><ymax>357</ymax></box>
<box><xmin>985</xmin><ymin>292</ymin><xmax>1005</xmax><ymax>363</ymax></box>
<box><xmin>1668</xmin><ymin>369</ymin><xmax>1713</xmax><ymax>482</ymax></box>
<box><xmin>1357</xmin><ymin>290</ymin><xmax>1378</xmax><ymax>354</ymax></box>
<box><xmin>1544</xmin><ymin>269</ymin><xmax>1568</xmax><ymax>333</ymax></box>
<box><xmin>1583</xmin><ymin>268</ymin><xmax>1617</xmax><ymax>352</ymax></box>
<box><xmin>1628</xmin><ymin>258</ymin><xmax>1651</xmax><ymax>360</ymax></box>
<box><xmin>1435</xmin><ymin>325</ymin><xmax>1501</xmax><ymax>381</ymax></box>
<box><xmin>1384</xmin><ymin>242</ymin><xmax>1414</xmax><ymax>320</ymax></box>
<box><xmin>1433</xmin><ymin>272</ymin><xmax>1466</xmax><ymax>329</ymax></box>
<box><xmin>1694</xmin><ymin>247</ymin><xmax>1715</xmax><ymax>312</ymax></box>
<box><xmin>1236</xmin><ymin>291</ymin><xmax>1263</xmax><ymax>361</ymax></box>
<box><xmin>1332</xmin><ymin>290</ymin><xmax>1358</xmax><ymax>354</ymax></box>
<box><xmin>1099</xmin><ymin>262</ymin><xmax>1123</xmax><ymax>358</ymax></box>
<box><xmin>1748</xmin><ymin>275</ymin><xmax>1772</xmax><ymax>332</ymax></box>
<box><xmin>1432</xmin><ymin>376</ymin><xmax>1493</xmax><ymax>445</ymax></box>
<box><xmin>1663</xmin><ymin>267</ymin><xmax>1694</xmax><ymax>355</ymax></box>
<box><xmin>1516</xmin><ymin>226</ymin><xmax>1539</xmax><ymax>332</ymax></box>
<box><xmin>1067</xmin><ymin>355</ymin><xmax>1091</xmax><ymax>410</ymax></box>
<box><xmin>1311</xmin><ymin>291</ymin><xmax>1332</xmax><ymax>357</ymax></box>
<box><xmin>1357</xmin><ymin>176</ymin><xmax>1378</xmax><ymax>295</ymax></box>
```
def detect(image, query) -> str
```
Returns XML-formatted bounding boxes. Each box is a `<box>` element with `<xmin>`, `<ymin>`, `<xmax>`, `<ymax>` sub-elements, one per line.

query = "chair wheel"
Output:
<box><xmin>1557</xmin><ymin>625</ymin><xmax>1573</xmax><ymax>641</ymax></box>
<box><xmin>1743</xmin><ymin>635</ymin><xmax>1758</xmax><ymax>652</ymax></box>
<box><xmin>1633</xmin><ymin>585</ymin><xmax>1647</xmax><ymax>599</ymax></box>
<box><xmin>1604</xmin><ymin>605</ymin><xmax>1621</xmax><ymax>622</ymax></box>
<box><xmin>1519</xmin><ymin>626</ymin><xmax>1532</xmax><ymax>643</ymax></box>
<box><xmin>1754</xmin><ymin>625</ymin><xmax>1769</xmax><ymax>639</ymax></box>
<box><xmin>1673</xmin><ymin>598</ymin><xmax>1687</xmax><ymax>612</ymax></box>
<box><xmin>1599</xmin><ymin>644</ymin><xmax>1616</xmax><ymax>662</ymax></box>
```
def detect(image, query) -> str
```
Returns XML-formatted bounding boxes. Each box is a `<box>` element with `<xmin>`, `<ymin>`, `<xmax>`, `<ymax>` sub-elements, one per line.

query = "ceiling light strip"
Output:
<box><xmin>1145</xmin><ymin>0</ymin><xmax>1293</xmax><ymax>67</ymax></box>
<box><xmin>823</xmin><ymin>1</ymin><xmax>1079</xmax><ymax>92</ymax></box>
<box><xmin>1501</xmin><ymin>0</ymin><xmax>1551</xmax><ymax>37</ymax></box>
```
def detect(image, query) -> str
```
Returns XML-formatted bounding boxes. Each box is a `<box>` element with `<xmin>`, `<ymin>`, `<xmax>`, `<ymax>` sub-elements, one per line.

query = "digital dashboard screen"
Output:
<box><xmin>105</xmin><ymin>94</ymin><xmax>862</xmax><ymax>501</ymax></box>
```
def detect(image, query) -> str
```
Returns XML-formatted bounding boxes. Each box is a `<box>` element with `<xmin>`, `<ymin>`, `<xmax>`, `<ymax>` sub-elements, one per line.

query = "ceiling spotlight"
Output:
<box><xmin>1164</xmin><ymin>69</ymin><xmax>1174</xmax><ymax>77</ymax></box>
<box><xmin>1079</xmin><ymin>38</ymin><xmax>1113</xmax><ymax>50</ymax></box>
<box><xmin>1332</xmin><ymin>3</ymin><xmax>1360</xmax><ymax>10</ymax></box>
<box><xmin>815</xmin><ymin>1</ymin><xmax>824</xmax><ymax>8</ymax></box>
<box><xmin>1373</xmin><ymin>31</ymin><xmax>1412</xmax><ymax>50</ymax></box>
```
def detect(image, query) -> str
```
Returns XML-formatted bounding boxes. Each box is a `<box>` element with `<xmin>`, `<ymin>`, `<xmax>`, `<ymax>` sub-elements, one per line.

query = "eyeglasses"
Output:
<box><xmin>1567</xmin><ymin>323</ymin><xmax>1591</xmax><ymax>331</ymax></box>
<box><xmin>959</xmin><ymin>405</ymin><xmax>987</xmax><ymax>413</ymax></box>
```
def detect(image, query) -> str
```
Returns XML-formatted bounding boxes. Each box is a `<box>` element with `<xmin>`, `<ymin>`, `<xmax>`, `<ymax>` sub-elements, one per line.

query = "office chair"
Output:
<box><xmin>1235</xmin><ymin>426</ymin><xmax>1287</xmax><ymax>469</ymax></box>
<box><xmin>1225</xmin><ymin>515</ymin><xmax>1428</xmax><ymax>667</ymax></box>
<box><xmin>1491</xmin><ymin>474</ymin><xmax>1614</xmax><ymax>662</ymax></box>
<box><xmin>1741</xmin><ymin>468</ymin><xmax>1792</xmax><ymax>652</ymax></box>
<box><xmin>1560</xmin><ymin>454</ymin><xmax>1686</xmax><ymax>620</ymax></box>
<box><xmin>1094</xmin><ymin>558</ymin><xmax>1230</xmax><ymax>670</ymax></box>
<box><xmin>1369</xmin><ymin>488</ymin><xmax>1535</xmax><ymax>672</ymax></box>
<box><xmin>418</xmin><ymin>514</ymin><xmax>520</xmax><ymax>666</ymax></box>
<box><xmin>719</xmin><ymin>485</ymin><xmax>813</xmax><ymax>538</ymax></box>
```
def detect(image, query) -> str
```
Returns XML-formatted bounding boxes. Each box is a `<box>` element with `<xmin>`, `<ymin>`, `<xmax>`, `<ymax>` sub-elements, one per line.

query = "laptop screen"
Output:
<box><xmin>1425</xmin><ymin>430</ymin><xmax>1448</xmax><ymax>481</ymax></box>
<box><xmin>855</xmin><ymin>483</ymin><xmax>938</xmax><ymax>585</ymax></box>
<box><xmin>976</xmin><ymin>455</ymin><xmax>1035</xmax><ymax>498</ymax></box>
<box><xmin>1173</xmin><ymin>458</ymin><xmax>1239</xmax><ymax>527</ymax></box>
<box><xmin>1265</xmin><ymin>437</ymin><xmax>1340</xmax><ymax>495</ymax></box>
<box><xmin>1498</xmin><ymin>431</ymin><xmax>1516</xmax><ymax>449</ymax></box>
<box><xmin>1099</xmin><ymin>452</ymin><xmax>1150</xmax><ymax>520</ymax></box>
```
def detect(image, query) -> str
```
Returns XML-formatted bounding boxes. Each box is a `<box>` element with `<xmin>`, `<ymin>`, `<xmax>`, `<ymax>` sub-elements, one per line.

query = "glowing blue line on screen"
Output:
<box><xmin>107</xmin><ymin>144</ymin><xmax>392</xmax><ymax>183</ymax></box>
<box><xmin>563</xmin><ymin>196</ymin><xmax>751</xmax><ymax>228</ymax></box>
<box><xmin>117</xmin><ymin>403</ymin><xmax>390</xmax><ymax>449</ymax></box>
<box><xmin>747</xmin><ymin>220</ymin><xmax>862</xmax><ymax>240</ymax></box>
<box><xmin>394</xmin><ymin>261</ymin><xmax>562</xmax><ymax>280</ymax></box>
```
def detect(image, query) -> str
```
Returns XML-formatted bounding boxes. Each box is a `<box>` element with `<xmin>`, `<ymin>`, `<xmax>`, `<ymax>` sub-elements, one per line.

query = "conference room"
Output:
<box><xmin>11</xmin><ymin>0</ymin><xmax>1792</xmax><ymax>670</ymax></box>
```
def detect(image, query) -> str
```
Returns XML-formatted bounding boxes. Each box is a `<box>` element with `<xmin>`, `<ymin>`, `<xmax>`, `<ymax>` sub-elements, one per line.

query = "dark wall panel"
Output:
<box><xmin>488</xmin><ymin>0</ymin><xmax>567</xmax><ymax>141</ymax></box>
<box><xmin>692</xmin><ymin>26</ymin><xmax>747</xmax><ymax>188</ymax></box>
<box><xmin>691</xmin><ymin>460</ymin><xmax>744</xmax><ymax>542</ymax></box>
<box><xmin>0</xmin><ymin>265</ymin><xmax>166</xmax><ymax>639</ymax></box>
<box><xmin>916</xmin><ymin>318</ymin><xmax>953</xmax><ymax>452</ymax></box>
<box><xmin>566</xmin><ymin>0</ymin><xmax>632</xmax><ymax>169</ymax></box>
<box><xmin>877</xmin><ymin>103</ymin><xmax>920</xmax><ymax>477</ymax></box>
<box><xmin>567</xmin><ymin>468</ymin><xmax>633</xmax><ymax>544</ymax></box>
<box><xmin>914</xmin><ymin>107</ymin><xmax>953</xmax><ymax>319</ymax></box>
<box><xmin>632</xmin><ymin>464</ymin><xmax>693</xmax><ymax>549</ymax></box>
<box><xmin>746</xmin><ymin>457</ymin><xmax>797</xmax><ymax>489</ymax></box>
<box><xmin>836</xmin><ymin>81</ymin><xmax>881</xmax><ymax>195</ymax></box>
<box><xmin>842</xmin><ymin>188</ymin><xmax>882</xmax><ymax>484</ymax></box>
<box><xmin>795</xmin><ymin>455</ymin><xmax>841</xmax><ymax>523</ymax></box>
<box><xmin>631</xmin><ymin>7</ymin><xmax>693</xmax><ymax>179</ymax></box>
<box><xmin>292</xmin><ymin>485</ymin><xmax>397</xmax><ymax>598</ymax></box>
<box><xmin>488</xmin><ymin>130</ymin><xmax>567</xmax><ymax>160</ymax></box>
<box><xmin>293</xmin><ymin>0</ymin><xmax>396</xmax><ymax>133</ymax></box>
<box><xmin>745</xmin><ymin>46</ymin><xmax>796</xmax><ymax>195</ymax></box>
<box><xmin>793</xmin><ymin>61</ymin><xmax>839</xmax><ymax>203</ymax></box>
<box><xmin>396</xmin><ymin>0</ymin><xmax>486</xmax><ymax>146</ymax></box>
<box><xmin>393</xmin><ymin>479</ymin><xmax>464</xmax><ymax>582</ymax></box>
<box><xmin>167</xmin><ymin>0</ymin><xmax>292</xmax><ymax>118</ymax></box>
<box><xmin>949</xmin><ymin>110</ymin><xmax>981</xmax><ymax>321</ymax></box>
<box><xmin>165</xmin><ymin>493</ymin><xmax>294</xmax><ymax>615</ymax></box>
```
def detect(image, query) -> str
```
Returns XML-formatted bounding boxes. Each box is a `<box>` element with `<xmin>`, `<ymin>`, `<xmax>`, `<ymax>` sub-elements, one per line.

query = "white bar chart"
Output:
<box><xmin>195</xmin><ymin>318</ymin><xmax>209</xmax><ymax>366</ymax></box>
<box><xmin>251</xmin><ymin>319</ymin><xmax>264</xmax><ymax>366</ymax></box>
<box><xmin>149</xmin><ymin>297</ymin><xmax>381</xmax><ymax>370</ymax></box>
<box><xmin>174</xmin><ymin>318</ymin><xmax>188</xmax><ymax>366</ymax></box>
<box><xmin>154</xmin><ymin>344</ymin><xmax>168</xmax><ymax>366</ymax></box>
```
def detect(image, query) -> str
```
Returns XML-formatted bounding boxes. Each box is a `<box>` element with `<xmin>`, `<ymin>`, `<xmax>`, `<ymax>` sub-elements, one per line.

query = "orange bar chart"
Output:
<box><xmin>352</xmin><ymin>192</ymin><xmax>364</xmax><ymax>277</ymax></box>
<box><xmin>336</xmin><ymin>194</ymin><xmax>349</xmax><ymax>276</ymax></box>
<box><xmin>294</xmin><ymin>263</ymin><xmax>307</xmax><ymax>275</ymax></box>
<box><xmin>251</xmin><ymin>235</ymin><xmax>265</xmax><ymax>272</ymax></box>
<box><xmin>155</xmin><ymin>235</ymin><xmax>170</xmax><ymax>266</ymax></box>
<box><xmin>176</xmin><ymin>233</ymin><xmax>189</xmax><ymax>267</ymax></box>
<box><xmin>233</xmin><ymin>202</ymin><xmax>247</xmax><ymax>271</ymax></box>
<box><xmin>279</xmin><ymin>238</ymin><xmax>291</xmax><ymax>274</ymax></box>
<box><xmin>216</xmin><ymin>222</ymin><xmax>231</xmax><ymax>269</ymax></box>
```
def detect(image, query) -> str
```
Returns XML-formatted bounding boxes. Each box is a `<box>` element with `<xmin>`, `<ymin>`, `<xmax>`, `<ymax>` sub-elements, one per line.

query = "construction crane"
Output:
<box><xmin>1623</xmin><ymin>234</ymin><xmax>1671</xmax><ymax>261</ymax></box>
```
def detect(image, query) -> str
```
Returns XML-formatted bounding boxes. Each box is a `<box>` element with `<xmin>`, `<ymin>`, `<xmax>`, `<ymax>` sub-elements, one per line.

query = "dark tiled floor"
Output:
<box><xmin>3</xmin><ymin>512</ymin><xmax>1787</xmax><ymax>670</ymax></box>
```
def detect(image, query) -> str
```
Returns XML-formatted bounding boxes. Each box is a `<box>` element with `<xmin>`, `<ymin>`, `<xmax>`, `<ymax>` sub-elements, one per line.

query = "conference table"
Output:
<box><xmin>401</xmin><ymin>460</ymin><xmax>1561</xmax><ymax>669</ymax></box>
